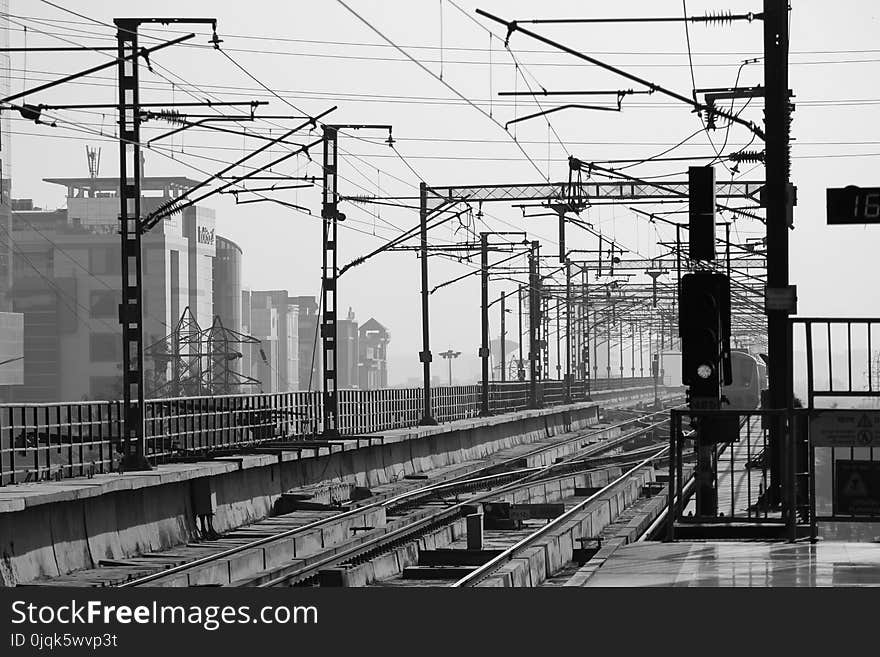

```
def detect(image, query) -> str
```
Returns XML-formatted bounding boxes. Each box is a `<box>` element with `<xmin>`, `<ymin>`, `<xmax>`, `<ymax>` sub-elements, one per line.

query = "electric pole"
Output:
<box><xmin>116</xmin><ymin>18</ymin><xmax>148</xmax><ymax>470</ymax></box>
<box><xmin>518</xmin><ymin>284</ymin><xmax>525</xmax><ymax>381</ymax></box>
<box><xmin>763</xmin><ymin>0</ymin><xmax>794</xmax><ymax>505</ymax></box>
<box><xmin>565</xmin><ymin>258</ymin><xmax>572</xmax><ymax>402</ymax></box>
<box><xmin>500</xmin><ymin>291</ymin><xmax>507</xmax><ymax>383</ymax></box>
<box><xmin>528</xmin><ymin>240</ymin><xmax>542</xmax><ymax>407</ymax></box>
<box><xmin>320</xmin><ymin>122</ymin><xmax>391</xmax><ymax>437</ymax></box>
<box><xmin>418</xmin><ymin>182</ymin><xmax>437</xmax><ymax>425</ymax></box>
<box><xmin>321</xmin><ymin>126</ymin><xmax>340</xmax><ymax>437</ymax></box>
<box><xmin>114</xmin><ymin>17</ymin><xmax>220</xmax><ymax>470</ymax></box>
<box><xmin>479</xmin><ymin>232</ymin><xmax>491</xmax><ymax>416</ymax></box>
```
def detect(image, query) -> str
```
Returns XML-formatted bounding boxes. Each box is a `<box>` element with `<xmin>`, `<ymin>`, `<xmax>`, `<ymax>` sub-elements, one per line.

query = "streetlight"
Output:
<box><xmin>439</xmin><ymin>349</ymin><xmax>461</xmax><ymax>387</ymax></box>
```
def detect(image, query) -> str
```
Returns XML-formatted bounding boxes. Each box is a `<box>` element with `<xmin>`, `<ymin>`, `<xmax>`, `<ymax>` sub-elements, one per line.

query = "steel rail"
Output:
<box><xmin>386</xmin><ymin>413</ymin><xmax>676</xmax><ymax>509</ymax></box>
<box><xmin>452</xmin><ymin>445</ymin><xmax>669</xmax><ymax>587</ymax></box>
<box><xmin>635</xmin><ymin>474</ymin><xmax>696</xmax><ymax>543</ymax></box>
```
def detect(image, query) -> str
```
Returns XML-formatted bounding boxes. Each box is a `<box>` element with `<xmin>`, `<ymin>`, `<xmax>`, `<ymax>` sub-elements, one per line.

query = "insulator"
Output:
<box><xmin>704</xmin><ymin>107</ymin><xmax>717</xmax><ymax>129</ymax></box>
<box><xmin>786</xmin><ymin>111</ymin><xmax>794</xmax><ymax>174</ymax></box>
<box><xmin>158</xmin><ymin>109</ymin><xmax>185</xmax><ymax>125</ymax></box>
<box><xmin>702</xmin><ymin>10</ymin><xmax>734</xmax><ymax>26</ymax></box>
<box><xmin>162</xmin><ymin>203</ymin><xmax>183</xmax><ymax>218</ymax></box>
<box><xmin>729</xmin><ymin>150</ymin><xmax>765</xmax><ymax>164</ymax></box>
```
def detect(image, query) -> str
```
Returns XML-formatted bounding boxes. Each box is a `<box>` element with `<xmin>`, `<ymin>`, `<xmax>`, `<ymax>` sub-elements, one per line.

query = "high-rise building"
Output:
<box><xmin>9</xmin><ymin>176</ymin><xmax>215</xmax><ymax>401</ymax></box>
<box><xmin>358</xmin><ymin>318</ymin><xmax>390</xmax><ymax>390</ymax></box>
<box><xmin>0</xmin><ymin>3</ymin><xmax>12</xmax><ymax>312</ymax></box>
<box><xmin>285</xmin><ymin>300</ymin><xmax>300</xmax><ymax>394</ymax></box>
<box><xmin>213</xmin><ymin>236</ymin><xmax>243</xmax><ymax>333</ymax></box>
<box><xmin>338</xmin><ymin>307</ymin><xmax>359</xmax><ymax>389</ymax></box>
<box><xmin>241</xmin><ymin>289</ymin><xmax>299</xmax><ymax>392</ymax></box>
<box><xmin>0</xmin><ymin>6</ymin><xmax>24</xmax><ymax>398</ymax></box>
<box><xmin>242</xmin><ymin>289</ymin><xmax>279</xmax><ymax>393</ymax></box>
<box><xmin>240</xmin><ymin>288</ymin><xmax>255</xmax><ymax>387</ymax></box>
<box><xmin>289</xmin><ymin>295</ymin><xmax>321</xmax><ymax>391</ymax></box>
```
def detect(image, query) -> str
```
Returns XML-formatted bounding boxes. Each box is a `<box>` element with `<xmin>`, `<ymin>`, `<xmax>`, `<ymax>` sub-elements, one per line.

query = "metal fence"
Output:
<box><xmin>792</xmin><ymin>317</ymin><xmax>880</xmax><ymax>408</ymax></box>
<box><xmin>0</xmin><ymin>401</ymin><xmax>121</xmax><ymax>485</ymax></box>
<box><xmin>667</xmin><ymin>408</ymin><xmax>809</xmax><ymax>541</ymax></box>
<box><xmin>792</xmin><ymin>317</ymin><xmax>880</xmax><ymax>538</ymax></box>
<box><xmin>0</xmin><ymin>377</ymin><xmax>656</xmax><ymax>486</ymax></box>
<box><xmin>663</xmin><ymin>317</ymin><xmax>880</xmax><ymax>542</ymax></box>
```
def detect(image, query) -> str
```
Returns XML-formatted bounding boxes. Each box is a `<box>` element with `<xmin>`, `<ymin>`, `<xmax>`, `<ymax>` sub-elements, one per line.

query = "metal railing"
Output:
<box><xmin>792</xmin><ymin>317</ymin><xmax>880</xmax><ymax>409</ymax></box>
<box><xmin>0</xmin><ymin>377</ymin><xmax>659</xmax><ymax>486</ymax></box>
<box><xmin>0</xmin><ymin>401</ymin><xmax>121</xmax><ymax>485</ymax></box>
<box><xmin>145</xmin><ymin>392</ymin><xmax>321</xmax><ymax>461</ymax></box>
<box><xmin>791</xmin><ymin>317</ymin><xmax>880</xmax><ymax>539</ymax></box>
<box><xmin>666</xmin><ymin>408</ymin><xmax>808</xmax><ymax>540</ymax></box>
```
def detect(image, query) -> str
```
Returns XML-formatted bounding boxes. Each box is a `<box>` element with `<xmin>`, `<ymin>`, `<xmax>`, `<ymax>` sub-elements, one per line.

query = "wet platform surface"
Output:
<box><xmin>581</xmin><ymin>541</ymin><xmax>880</xmax><ymax>586</ymax></box>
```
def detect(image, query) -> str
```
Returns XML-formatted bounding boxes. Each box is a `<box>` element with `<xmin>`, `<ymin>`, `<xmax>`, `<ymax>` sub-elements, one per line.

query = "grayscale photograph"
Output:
<box><xmin>0</xmin><ymin>0</ymin><xmax>878</xmax><ymax>620</ymax></box>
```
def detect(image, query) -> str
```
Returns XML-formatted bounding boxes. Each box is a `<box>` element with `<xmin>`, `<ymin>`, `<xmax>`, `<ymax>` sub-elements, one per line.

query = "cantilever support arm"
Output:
<box><xmin>231</xmin><ymin>196</ymin><xmax>311</xmax><ymax>213</ymax></box>
<box><xmin>338</xmin><ymin>202</ymin><xmax>464</xmax><ymax>277</ymax></box>
<box><xmin>145</xmin><ymin>112</ymin><xmax>308</xmax><ymax>148</ymax></box>
<box><xmin>146</xmin><ymin>116</ymin><xmax>255</xmax><ymax>145</ymax></box>
<box><xmin>142</xmin><ymin>106</ymin><xmax>336</xmax><ymax>231</ymax></box>
<box><xmin>431</xmin><ymin>249</ymin><xmax>529</xmax><ymax>295</ymax></box>
<box><xmin>143</xmin><ymin>135</ymin><xmax>324</xmax><ymax>232</ymax></box>
<box><xmin>505</xmin><ymin>103</ymin><xmax>620</xmax><ymax>129</ymax></box>
<box><xmin>476</xmin><ymin>8</ymin><xmax>765</xmax><ymax>140</ymax></box>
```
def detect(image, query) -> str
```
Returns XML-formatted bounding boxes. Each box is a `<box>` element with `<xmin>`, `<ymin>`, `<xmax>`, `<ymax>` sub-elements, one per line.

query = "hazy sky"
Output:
<box><xmin>4</xmin><ymin>1</ymin><xmax>879</xmax><ymax>385</ymax></box>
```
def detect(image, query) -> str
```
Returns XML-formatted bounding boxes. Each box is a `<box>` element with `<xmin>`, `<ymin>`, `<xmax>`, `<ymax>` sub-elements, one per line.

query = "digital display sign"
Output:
<box><xmin>827</xmin><ymin>185</ymin><xmax>880</xmax><ymax>225</ymax></box>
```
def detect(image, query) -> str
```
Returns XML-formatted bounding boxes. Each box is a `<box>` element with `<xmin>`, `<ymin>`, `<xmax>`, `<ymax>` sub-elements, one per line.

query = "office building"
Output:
<box><xmin>9</xmin><ymin>176</ymin><xmax>215</xmax><ymax>401</ymax></box>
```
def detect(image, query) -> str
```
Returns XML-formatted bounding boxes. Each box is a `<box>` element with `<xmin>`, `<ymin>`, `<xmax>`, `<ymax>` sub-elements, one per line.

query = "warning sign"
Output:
<box><xmin>810</xmin><ymin>410</ymin><xmax>880</xmax><ymax>448</ymax></box>
<box><xmin>834</xmin><ymin>460</ymin><xmax>880</xmax><ymax>516</ymax></box>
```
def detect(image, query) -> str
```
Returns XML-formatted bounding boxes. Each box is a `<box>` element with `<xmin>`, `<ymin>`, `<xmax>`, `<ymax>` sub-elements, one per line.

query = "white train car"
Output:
<box><xmin>723</xmin><ymin>349</ymin><xmax>768</xmax><ymax>410</ymax></box>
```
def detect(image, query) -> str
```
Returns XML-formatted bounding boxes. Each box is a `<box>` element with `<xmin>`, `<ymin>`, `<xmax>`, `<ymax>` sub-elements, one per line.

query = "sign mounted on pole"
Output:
<box><xmin>826</xmin><ymin>186</ymin><xmax>880</xmax><ymax>225</ymax></box>
<box><xmin>834</xmin><ymin>460</ymin><xmax>880</xmax><ymax>516</ymax></box>
<box><xmin>810</xmin><ymin>410</ymin><xmax>880</xmax><ymax>448</ymax></box>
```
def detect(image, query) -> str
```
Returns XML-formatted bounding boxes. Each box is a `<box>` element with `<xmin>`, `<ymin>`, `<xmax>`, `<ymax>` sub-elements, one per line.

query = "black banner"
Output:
<box><xmin>0</xmin><ymin>587</ymin><xmax>873</xmax><ymax>654</ymax></box>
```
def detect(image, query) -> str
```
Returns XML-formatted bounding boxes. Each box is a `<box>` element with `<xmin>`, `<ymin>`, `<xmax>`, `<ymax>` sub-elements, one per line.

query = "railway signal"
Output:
<box><xmin>679</xmin><ymin>270</ymin><xmax>733</xmax><ymax>518</ymax></box>
<box><xmin>688</xmin><ymin>165</ymin><xmax>717</xmax><ymax>261</ymax></box>
<box><xmin>679</xmin><ymin>271</ymin><xmax>732</xmax><ymax>406</ymax></box>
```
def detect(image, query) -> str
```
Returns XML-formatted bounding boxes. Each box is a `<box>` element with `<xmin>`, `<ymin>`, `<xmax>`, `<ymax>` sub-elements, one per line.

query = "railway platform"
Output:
<box><xmin>569</xmin><ymin>540</ymin><xmax>880</xmax><ymax>587</ymax></box>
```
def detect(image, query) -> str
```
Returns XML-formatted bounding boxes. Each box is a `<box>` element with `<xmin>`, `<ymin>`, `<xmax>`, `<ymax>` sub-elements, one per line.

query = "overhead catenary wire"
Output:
<box><xmin>5</xmin><ymin>66</ymin><xmax>879</xmax><ymax>110</ymax></box>
<box><xmin>10</xmin><ymin>2</ymin><xmax>768</xmax><ymax>346</ymax></box>
<box><xmin>13</xmin><ymin>7</ymin><xmax>880</xmax><ymax>58</ymax></box>
<box><xmin>8</xmin><ymin>16</ymin><xmax>879</xmax><ymax>69</ymax></box>
<box><xmin>25</xmin><ymin>2</ymin><xmax>424</xmax><ymax>243</ymax></box>
<box><xmin>334</xmin><ymin>0</ymin><xmax>551</xmax><ymax>184</ymax></box>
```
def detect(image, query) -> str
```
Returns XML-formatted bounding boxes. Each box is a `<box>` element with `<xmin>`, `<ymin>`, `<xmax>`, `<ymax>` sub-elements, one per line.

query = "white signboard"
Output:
<box><xmin>810</xmin><ymin>410</ymin><xmax>880</xmax><ymax>448</ymax></box>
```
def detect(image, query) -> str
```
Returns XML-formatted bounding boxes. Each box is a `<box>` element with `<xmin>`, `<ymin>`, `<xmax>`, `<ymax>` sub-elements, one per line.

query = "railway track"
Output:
<box><xmin>28</xmin><ymin>398</ymin><xmax>682</xmax><ymax>588</ymax></box>
<box><xmin>241</xmin><ymin>407</ymin><xmax>680</xmax><ymax>588</ymax></box>
<box><xmin>450</xmin><ymin>448</ymin><xmax>669</xmax><ymax>587</ymax></box>
<box><xmin>139</xmin><ymin>403</ymin><xmax>680</xmax><ymax>588</ymax></box>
